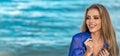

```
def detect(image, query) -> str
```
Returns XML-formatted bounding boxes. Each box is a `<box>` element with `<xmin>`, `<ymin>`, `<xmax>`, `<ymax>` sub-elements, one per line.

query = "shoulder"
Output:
<box><xmin>69</xmin><ymin>32</ymin><xmax>90</xmax><ymax>56</ymax></box>
<box><xmin>72</xmin><ymin>31</ymin><xmax>91</xmax><ymax>42</ymax></box>
<box><xmin>73</xmin><ymin>31</ymin><xmax>90</xmax><ymax>39</ymax></box>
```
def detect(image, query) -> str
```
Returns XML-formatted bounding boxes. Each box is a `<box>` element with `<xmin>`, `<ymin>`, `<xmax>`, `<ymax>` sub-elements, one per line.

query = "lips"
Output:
<box><xmin>89</xmin><ymin>24</ymin><xmax>96</xmax><ymax>29</ymax></box>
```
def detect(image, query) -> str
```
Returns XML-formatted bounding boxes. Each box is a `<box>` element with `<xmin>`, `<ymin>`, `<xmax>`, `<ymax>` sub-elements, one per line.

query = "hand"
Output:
<box><xmin>84</xmin><ymin>38</ymin><xmax>93</xmax><ymax>56</ymax></box>
<box><xmin>98</xmin><ymin>48</ymin><xmax>110</xmax><ymax>56</ymax></box>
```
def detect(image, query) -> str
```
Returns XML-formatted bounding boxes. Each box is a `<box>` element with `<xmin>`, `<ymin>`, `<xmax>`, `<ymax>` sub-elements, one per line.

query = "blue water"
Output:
<box><xmin>0</xmin><ymin>0</ymin><xmax>120</xmax><ymax>56</ymax></box>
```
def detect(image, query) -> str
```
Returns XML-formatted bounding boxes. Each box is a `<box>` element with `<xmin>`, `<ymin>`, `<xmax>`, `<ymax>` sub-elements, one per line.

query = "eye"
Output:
<box><xmin>94</xmin><ymin>17</ymin><xmax>98</xmax><ymax>19</ymax></box>
<box><xmin>94</xmin><ymin>16</ymin><xmax>99</xmax><ymax>19</ymax></box>
<box><xmin>86</xmin><ymin>17</ymin><xmax>89</xmax><ymax>19</ymax></box>
<box><xmin>86</xmin><ymin>16</ymin><xmax>90</xmax><ymax>19</ymax></box>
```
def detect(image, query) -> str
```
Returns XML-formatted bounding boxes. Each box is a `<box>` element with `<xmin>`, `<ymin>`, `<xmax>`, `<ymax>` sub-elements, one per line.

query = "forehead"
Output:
<box><xmin>87</xmin><ymin>8</ymin><xmax>100</xmax><ymax>16</ymax></box>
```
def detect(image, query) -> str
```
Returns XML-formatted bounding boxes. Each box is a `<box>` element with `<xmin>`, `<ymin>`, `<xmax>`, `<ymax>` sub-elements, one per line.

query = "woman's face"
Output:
<box><xmin>86</xmin><ymin>8</ymin><xmax>101</xmax><ymax>33</ymax></box>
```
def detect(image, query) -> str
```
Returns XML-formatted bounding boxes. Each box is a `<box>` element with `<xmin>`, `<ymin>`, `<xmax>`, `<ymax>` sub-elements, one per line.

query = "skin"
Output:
<box><xmin>84</xmin><ymin>8</ymin><xmax>109</xmax><ymax>56</ymax></box>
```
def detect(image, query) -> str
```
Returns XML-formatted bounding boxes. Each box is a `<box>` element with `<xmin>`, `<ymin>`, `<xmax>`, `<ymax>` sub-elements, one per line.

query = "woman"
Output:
<box><xmin>69</xmin><ymin>4</ymin><xmax>119</xmax><ymax>56</ymax></box>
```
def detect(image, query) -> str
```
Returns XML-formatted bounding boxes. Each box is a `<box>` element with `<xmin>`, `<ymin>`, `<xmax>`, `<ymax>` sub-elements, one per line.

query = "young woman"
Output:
<box><xmin>69</xmin><ymin>4</ymin><xmax>119</xmax><ymax>56</ymax></box>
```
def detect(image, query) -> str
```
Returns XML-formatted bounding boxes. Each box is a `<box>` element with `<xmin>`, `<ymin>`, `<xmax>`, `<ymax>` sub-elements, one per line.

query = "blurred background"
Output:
<box><xmin>0</xmin><ymin>0</ymin><xmax>120</xmax><ymax>56</ymax></box>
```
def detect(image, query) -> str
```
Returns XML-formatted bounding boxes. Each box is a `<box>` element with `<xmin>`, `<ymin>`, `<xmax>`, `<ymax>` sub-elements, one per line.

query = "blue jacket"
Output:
<box><xmin>69</xmin><ymin>31</ymin><xmax>108</xmax><ymax>56</ymax></box>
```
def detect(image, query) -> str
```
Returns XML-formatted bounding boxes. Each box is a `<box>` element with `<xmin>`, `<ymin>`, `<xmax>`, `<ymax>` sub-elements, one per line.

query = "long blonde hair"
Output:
<box><xmin>81</xmin><ymin>4</ymin><xmax>119</xmax><ymax>56</ymax></box>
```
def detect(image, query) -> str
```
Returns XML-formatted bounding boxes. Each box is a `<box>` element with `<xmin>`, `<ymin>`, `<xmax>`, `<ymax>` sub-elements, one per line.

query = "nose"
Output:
<box><xmin>89</xmin><ymin>17</ymin><xmax>94</xmax><ymax>23</ymax></box>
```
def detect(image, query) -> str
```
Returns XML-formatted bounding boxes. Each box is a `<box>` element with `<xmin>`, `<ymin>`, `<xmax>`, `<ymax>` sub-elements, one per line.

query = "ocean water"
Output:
<box><xmin>0</xmin><ymin>0</ymin><xmax>120</xmax><ymax>56</ymax></box>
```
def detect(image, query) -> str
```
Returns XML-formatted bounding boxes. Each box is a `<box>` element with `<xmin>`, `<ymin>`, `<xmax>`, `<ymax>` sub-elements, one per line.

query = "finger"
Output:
<box><xmin>101</xmin><ymin>49</ymin><xmax>106</xmax><ymax>55</ymax></box>
<box><xmin>84</xmin><ymin>38</ymin><xmax>93</xmax><ymax>49</ymax></box>
<box><xmin>99</xmin><ymin>50</ymin><xmax>104</xmax><ymax>56</ymax></box>
<box><xmin>98</xmin><ymin>53</ymin><xmax>102</xmax><ymax>56</ymax></box>
<box><xmin>85</xmin><ymin>38</ymin><xmax>92</xmax><ymax>42</ymax></box>
<box><xmin>98</xmin><ymin>52</ymin><xmax>100</xmax><ymax>56</ymax></box>
<box><xmin>100</xmin><ymin>48</ymin><xmax>109</xmax><ymax>56</ymax></box>
<box><xmin>103</xmin><ymin>48</ymin><xmax>109</xmax><ymax>56</ymax></box>
<box><xmin>84</xmin><ymin>38</ymin><xmax>91</xmax><ymax>44</ymax></box>
<box><xmin>89</xmin><ymin>42</ymin><xmax>93</xmax><ymax>48</ymax></box>
<box><xmin>88</xmin><ymin>38</ymin><xmax>93</xmax><ymax>42</ymax></box>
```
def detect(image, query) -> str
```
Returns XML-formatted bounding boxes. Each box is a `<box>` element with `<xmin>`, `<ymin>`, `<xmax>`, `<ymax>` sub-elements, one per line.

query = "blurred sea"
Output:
<box><xmin>0</xmin><ymin>0</ymin><xmax>120</xmax><ymax>56</ymax></box>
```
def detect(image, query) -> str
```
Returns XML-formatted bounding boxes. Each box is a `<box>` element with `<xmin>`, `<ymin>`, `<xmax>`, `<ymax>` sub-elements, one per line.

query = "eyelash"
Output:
<box><xmin>86</xmin><ymin>17</ymin><xmax>90</xmax><ymax>19</ymax></box>
<box><xmin>86</xmin><ymin>17</ymin><xmax>99</xmax><ymax>19</ymax></box>
<box><xmin>94</xmin><ymin>17</ymin><xmax>99</xmax><ymax>19</ymax></box>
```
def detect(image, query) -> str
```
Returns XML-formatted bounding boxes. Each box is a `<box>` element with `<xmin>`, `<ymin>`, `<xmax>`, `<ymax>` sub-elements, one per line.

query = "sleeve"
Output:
<box><xmin>68</xmin><ymin>35</ymin><xmax>85</xmax><ymax>56</ymax></box>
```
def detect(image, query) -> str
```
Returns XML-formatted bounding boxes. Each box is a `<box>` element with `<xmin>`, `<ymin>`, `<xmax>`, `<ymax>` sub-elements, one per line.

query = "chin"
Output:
<box><xmin>89</xmin><ymin>29</ymin><xmax>101</xmax><ymax>33</ymax></box>
<box><xmin>89</xmin><ymin>31</ymin><xmax>95</xmax><ymax>33</ymax></box>
<box><xmin>89</xmin><ymin>29</ymin><xmax>96</xmax><ymax>33</ymax></box>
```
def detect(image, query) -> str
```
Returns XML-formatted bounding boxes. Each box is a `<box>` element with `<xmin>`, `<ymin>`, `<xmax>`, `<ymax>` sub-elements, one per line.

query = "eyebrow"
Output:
<box><xmin>86</xmin><ymin>15</ymin><xmax>90</xmax><ymax>17</ymax></box>
<box><xmin>86</xmin><ymin>15</ymin><xmax>100</xmax><ymax>17</ymax></box>
<box><xmin>93</xmin><ymin>15</ymin><xmax>99</xmax><ymax>17</ymax></box>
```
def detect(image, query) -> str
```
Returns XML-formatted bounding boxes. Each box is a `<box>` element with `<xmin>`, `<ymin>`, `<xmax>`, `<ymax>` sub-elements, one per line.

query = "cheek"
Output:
<box><xmin>86</xmin><ymin>20</ymin><xmax>89</xmax><ymax>24</ymax></box>
<box><xmin>97</xmin><ymin>20</ymin><xmax>102</xmax><ymax>28</ymax></box>
<box><xmin>86</xmin><ymin>20</ymin><xmax>89</xmax><ymax>27</ymax></box>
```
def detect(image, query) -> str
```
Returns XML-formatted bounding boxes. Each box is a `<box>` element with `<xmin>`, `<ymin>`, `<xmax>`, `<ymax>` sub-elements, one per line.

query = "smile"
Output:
<box><xmin>89</xmin><ymin>24</ymin><xmax>96</xmax><ymax>29</ymax></box>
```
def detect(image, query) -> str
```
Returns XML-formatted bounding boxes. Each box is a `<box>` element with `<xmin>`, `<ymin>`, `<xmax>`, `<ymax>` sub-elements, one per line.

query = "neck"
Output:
<box><xmin>91</xmin><ymin>31</ymin><xmax>102</xmax><ymax>41</ymax></box>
